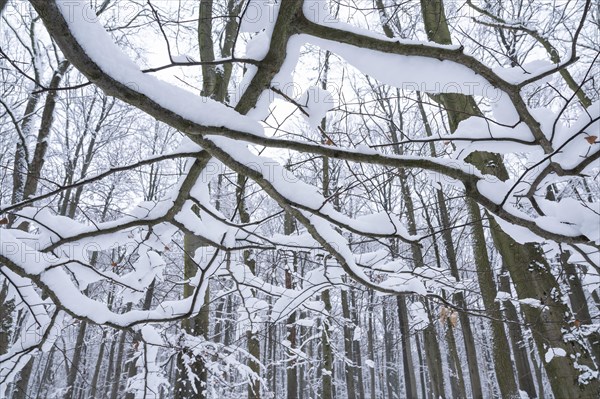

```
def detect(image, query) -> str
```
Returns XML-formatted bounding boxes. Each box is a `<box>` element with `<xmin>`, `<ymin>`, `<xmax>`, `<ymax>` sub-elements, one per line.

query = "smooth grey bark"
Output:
<box><xmin>0</xmin><ymin>281</ymin><xmax>11</xmax><ymax>357</ymax></box>
<box><xmin>321</xmin><ymin>289</ymin><xmax>334</xmax><ymax>399</ymax></box>
<box><xmin>367</xmin><ymin>290</ymin><xmax>377</xmax><ymax>399</ymax></box>
<box><xmin>497</xmin><ymin>271</ymin><xmax>537</xmax><ymax>398</ymax></box>
<box><xmin>350</xmin><ymin>291</ymin><xmax>365</xmax><ymax>399</ymax></box>
<box><xmin>124</xmin><ymin>280</ymin><xmax>156</xmax><ymax>399</ymax></box>
<box><xmin>109</xmin><ymin>329</ymin><xmax>128</xmax><ymax>399</ymax></box>
<box><xmin>20</xmin><ymin>61</ymin><xmax>70</xmax><ymax>205</ymax></box>
<box><xmin>491</xmin><ymin>227</ymin><xmax>600</xmax><ymax>398</ymax></box>
<box><xmin>397</xmin><ymin>296</ymin><xmax>418</xmax><ymax>399</ymax></box>
<box><xmin>284</xmin><ymin>211</ymin><xmax>299</xmax><ymax>399</ymax></box>
<box><xmin>341</xmin><ymin>289</ymin><xmax>357</xmax><ymax>399</ymax></box>
<box><xmin>465</xmin><ymin>199</ymin><xmax>519</xmax><ymax>398</ymax></box>
<box><xmin>236</xmin><ymin>174</ymin><xmax>262</xmax><ymax>399</ymax></box>
<box><xmin>319</xmin><ymin>55</ymin><xmax>335</xmax><ymax>399</ymax></box>
<box><xmin>19</xmin><ymin>0</ymin><xmax>600</xmax><ymax>396</ymax></box>
<box><xmin>35</xmin><ymin>347</ymin><xmax>55</xmax><ymax>399</ymax></box>
<box><xmin>102</xmin><ymin>332</ymin><xmax>117</xmax><ymax>398</ymax></box>
<box><xmin>108</xmin><ymin>303</ymin><xmax>133</xmax><ymax>399</ymax></box>
<box><xmin>422</xmin><ymin>301</ymin><xmax>445</xmax><ymax>399</ymax></box>
<box><xmin>89</xmin><ymin>328</ymin><xmax>109</xmax><ymax>398</ymax></box>
<box><xmin>445</xmin><ymin>318</ymin><xmax>466</xmax><ymax>399</ymax></box>
<box><xmin>64</xmin><ymin>321</ymin><xmax>88</xmax><ymax>399</ymax></box>
<box><xmin>418</xmin><ymin>5</ymin><xmax>519</xmax><ymax>396</ymax></box>
<box><xmin>398</xmin><ymin>174</ymin><xmax>444</xmax><ymax>398</ymax></box>
<box><xmin>414</xmin><ymin>330</ymin><xmax>427</xmax><ymax>399</ymax></box>
<box><xmin>382</xmin><ymin>300</ymin><xmax>398</xmax><ymax>399</ymax></box>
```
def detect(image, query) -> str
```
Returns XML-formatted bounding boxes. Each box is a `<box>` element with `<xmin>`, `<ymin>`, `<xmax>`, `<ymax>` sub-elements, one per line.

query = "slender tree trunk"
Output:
<box><xmin>529</xmin><ymin>337</ymin><xmax>546</xmax><ymax>399</ymax></box>
<box><xmin>175</xmin><ymin>235</ymin><xmax>210</xmax><ymax>398</ymax></box>
<box><xmin>436</xmin><ymin>190</ymin><xmax>483</xmax><ymax>399</ymax></box>
<box><xmin>350</xmin><ymin>291</ymin><xmax>365</xmax><ymax>399</ymax></box>
<box><xmin>223</xmin><ymin>295</ymin><xmax>234</xmax><ymax>346</ymax></box>
<box><xmin>109</xmin><ymin>329</ymin><xmax>128</xmax><ymax>399</ymax></box>
<box><xmin>397</xmin><ymin>296</ymin><xmax>418</xmax><ymax>398</ymax></box>
<box><xmin>382</xmin><ymin>300</ymin><xmax>397</xmax><ymax>399</ymax></box>
<box><xmin>108</xmin><ymin>303</ymin><xmax>132</xmax><ymax>399</ymax></box>
<box><xmin>64</xmin><ymin>321</ymin><xmax>88</xmax><ymax>399</ymax></box>
<box><xmin>498</xmin><ymin>271</ymin><xmax>537</xmax><ymax>398</ymax></box>
<box><xmin>124</xmin><ymin>280</ymin><xmax>156</xmax><ymax>399</ymax></box>
<box><xmin>89</xmin><ymin>328</ymin><xmax>108</xmax><ymax>399</ymax></box>
<box><xmin>415</xmin><ymin>333</ymin><xmax>428</xmax><ymax>399</ymax></box>
<box><xmin>21</xmin><ymin>61</ymin><xmax>70</xmax><ymax>205</ymax></box>
<box><xmin>0</xmin><ymin>281</ymin><xmax>12</xmax><ymax>356</ymax></box>
<box><xmin>236</xmin><ymin>174</ymin><xmax>261</xmax><ymax>399</ymax></box>
<box><xmin>367</xmin><ymin>290</ymin><xmax>377</xmax><ymax>399</ymax></box>
<box><xmin>341</xmin><ymin>289</ymin><xmax>357</xmax><ymax>399</ymax></box>
<box><xmin>35</xmin><ymin>347</ymin><xmax>55</xmax><ymax>399</ymax></box>
<box><xmin>466</xmin><ymin>199</ymin><xmax>519</xmax><ymax>398</ymax></box>
<box><xmin>11</xmin><ymin>86</ymin><xmax>41</xmax><ymax>207</ymax></box>
<box><xmin>422</xmin><ymin>301</ymin><xmax>445</xmax><ymax>399</ymax></box>
<box><xmin>103</xmin><ymin>332</ymin><xmax>117</xmax><ymax>398</ymax></box>
<box><xmin>321</xmin><ymin>289</ymin><xmax>334</xmax><ymax>399</ymax></box>
<box><xmin>445</xmin><ymin>319</ymin><xmax>466</xmax><ymax>399</ymax></box>
<box><xmin>397</xmin><ymin>166</ymin><xmax>444</xmax><ymax>398</ymax></box>
<box><xmin>284</xmin><ymin>211</ymin><xmax>299</xmax><ymax>399</ymax></box>
<box><xmin>319</xmin><ymin>61</ymin><xmax>334</xmax><ymax>399</ymax></box>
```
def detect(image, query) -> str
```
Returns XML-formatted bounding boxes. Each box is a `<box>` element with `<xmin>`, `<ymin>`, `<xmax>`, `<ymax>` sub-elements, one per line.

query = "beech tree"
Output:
<box><xmin>1</xmin><ymin>0</ymin><xmax>598</xmax><ymax>398</ymax></box>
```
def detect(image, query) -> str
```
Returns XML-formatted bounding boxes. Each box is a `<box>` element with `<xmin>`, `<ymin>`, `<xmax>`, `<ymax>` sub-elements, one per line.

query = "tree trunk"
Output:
<box><xmin>284</xmin><ymin>211</ymin><xmax>298</xmax><ymax>399</ymax></box>
<box><xmin>89</xmin><ymin>328</ymin><xmax>108</xmax><ymax>399</ymax></box>
<box><xmin>64</xmin><ymin>321</ymin><xmax>88</xmax><ymax>399</ymax></box>
<box><xmin>367</xmin><ymin>290</ymin><xmax>377</xmax><ymax>399</ymax></box>
<box><xmin>341</xmin><ymin>289</ymin><xmax>357</xmax><ymax>399</ymax></box>
<box><xmin>321</xmin><ymin>289</ymin><xmax>334</xmax><ymax>399</ymax></box>
<box><xmin>397</xmin><ymin>296</ymin><xmax>418</xmax><ymax>398</ymax></box>
<box><xmin>109</xmin><ymin>329</ymin><xmax>128</xmax><ymax>399</ymax></box>
<box><xmin>0</xmin><ymin>281</ymin><xmax>12</xmax><ymax>356</ymax></box>
<box><xmin>103</xmin><ymin>332</ymin><xmax>117</xmax><ymax>398</ymax></box>
<box><xmin>466</xmin><ymin>199</ymin><xmax>519</xmax><ymax>398</ymax></box>
<box><xmin>445</xmin><ymin>319</ymin><xmax>466</xmax><ymax>399</ymax></box>
<box><xmin>382</xmin><ymin>300</ymin><xmax>398</xmax><ymax>399</ymax></box>
<box><xmin>414</xmin><ymin>333</ymin><xmax>428</xmax><ymax>399</ymax></box>
<box><xmin>236</xmin><ymin>174</ymin><xmax>262</xmax><ymax>399</ymax></box>
<box><xmin>125</xmin><ymin>280</ymin><xmax>156</xmax><ymax>399</ymax></box>
<box><xmin>175</xmin><ymin>235</ymin><xmax>210</xmax><ymax>399</ymax></box>
<box><xmin>498</xmin><ymin>271</ymin><xmax>537</xmax><ymax>398</ymax></box>
<box><xmin>35</xmin><ymin>347</ymin><xmax>55</xmax><ymax>399</ymax></box>
<box><xmin>350</xmin><ymin>291</ymin><xmax>366</xmax><ymax>399</ymax></box>
<box><xmin>422</xmin><ymin>301</ymin><xmax>445</xmax><ymax>398</ymax></box>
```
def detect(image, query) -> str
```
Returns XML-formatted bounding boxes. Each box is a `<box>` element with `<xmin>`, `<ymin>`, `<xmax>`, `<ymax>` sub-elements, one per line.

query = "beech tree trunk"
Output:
<box><xmin>341</xmin><ymin>289</ymin><xmax>357</xmax><ymax>399</ymax></box>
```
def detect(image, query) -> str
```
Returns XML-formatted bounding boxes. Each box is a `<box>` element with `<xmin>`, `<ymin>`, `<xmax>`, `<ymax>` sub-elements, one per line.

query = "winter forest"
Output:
<box><xmin>0</xmin><ymin>0</ymin><xmax>599</xmax><ymax>398</ymax></box>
